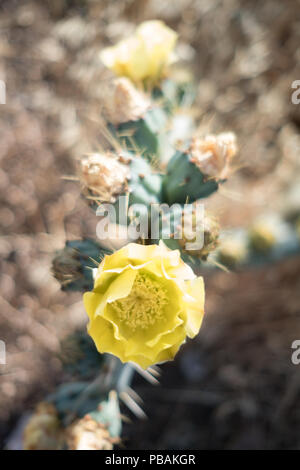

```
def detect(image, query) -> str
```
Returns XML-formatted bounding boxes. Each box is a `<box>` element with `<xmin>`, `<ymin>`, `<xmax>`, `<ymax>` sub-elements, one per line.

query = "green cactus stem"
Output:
<box><xmin>104</xmin><ymin>156</ymin><xmax>163</xmax><ymax>235</ymax></box>
<box><xmin>109</xmin><ymin>107</ymin><xmax>168</xmax><ymax>163</ymax></box>
<box><xmin>80</xmin><ymin>153</ymin><xmax>163</xmax><ymax>234</ymax></box>
<box><xmin>162</xmin><ymin>149</ymin><xmax>219</xmax><ymax>205</ymax></box>
<box><xmin>60</xmin><ymin>330</ymin><xmax>105</xmax><ymax>381</ymax></box>
<box><xmin>177</xmin><ymin>211</ymin><xmax>219</xmax><ymax>260</ymax></box>
<box><xmin>126</xmin><ymin>156</ymin><xmax>163</xmax><ymax>206</ymax></box>
<box><xmin>88</xmin><ymin>391</ymin><xmax>122</xmax><ymax>439</ymax></box>
<box><xmin>162</xmin><ymin>132</ymin><xmax>237</xmax><ymax>205</ymax></box>
<box><xmin>47</xmin><ymin>357</ymin><xmax>122</xmax><ymax>433</ymax></box>
<box><xmin>152</xmin><ymin>77</ymin><xmax>196</xmax><ymax>113</ymax></box>
<box><xmin>216</xmin><ymin>230</ymin><xmax>248</xmax><ymax>269</ymax></box>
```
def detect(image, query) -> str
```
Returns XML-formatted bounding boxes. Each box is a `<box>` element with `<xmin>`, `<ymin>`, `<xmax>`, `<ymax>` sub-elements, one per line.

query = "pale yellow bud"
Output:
<box><xmin>102</xmin><ymin>78</ymin><xmax>151</xmax><ymax>125</ymax></box>
<box><xmin>79</xmin><ymin>153</ymin><xmax>129</xmax><ymax>203</ymax></box>
<box><xmin>190</xmin><ymin>132</ymin><xmax>237</xmax><ymax>180</ymax></box>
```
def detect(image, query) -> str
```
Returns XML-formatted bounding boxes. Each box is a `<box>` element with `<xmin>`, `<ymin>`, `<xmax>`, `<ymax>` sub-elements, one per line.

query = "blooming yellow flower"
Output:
<box><xmin>83</xmin><ymin>242</ymin><xmax>205</xmax><ymax>369</ymax></box>
<box><xmin>100</xmin><ymin>21</ymin><xmax>177</xmax><ymax>84</ymax></box>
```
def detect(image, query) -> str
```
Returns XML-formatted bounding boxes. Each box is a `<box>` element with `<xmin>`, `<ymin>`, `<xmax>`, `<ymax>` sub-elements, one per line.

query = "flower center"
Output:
<box><xmin>110</xmin><ymin>272</ymin><xmax>168</xmax><ymax>331</ymax></box>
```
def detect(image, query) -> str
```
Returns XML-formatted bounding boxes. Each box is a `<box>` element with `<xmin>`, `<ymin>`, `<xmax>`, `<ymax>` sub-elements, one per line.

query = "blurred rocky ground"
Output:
<box><xmin>0</xmin><ymin>0</ymin><xmax>300</xmax><ymax>449</ymax></box>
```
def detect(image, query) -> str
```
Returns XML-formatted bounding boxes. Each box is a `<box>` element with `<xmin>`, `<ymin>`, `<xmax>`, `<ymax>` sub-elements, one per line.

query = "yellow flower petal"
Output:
<box><xmin>83</xmin><ymin>243</ymin><xmax>205</xmax><ymax>369</ymax></box>
<box><xmin>95</xmin><ymin>268</ymin><xmax>137</xmax><ymax>317</ymax></box>
<box><xmin>88</xmin><ymin>315</ymin><xmax>126</xmax><ymax>362</ymax></box>
<box><xmin>184</xmin><ymin>277</ymin><xmax>205</xmax><ymax>338</ymax></box>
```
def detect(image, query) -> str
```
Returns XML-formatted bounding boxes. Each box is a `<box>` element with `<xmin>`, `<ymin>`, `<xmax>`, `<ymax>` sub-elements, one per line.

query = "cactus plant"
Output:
<box><xmin>44</xmin><ymin>20</ymin><xmax>241</xmax><ymax>452</ymax></box>
<box><xmin>152</xmin><ymin>75</ymin><xmax>196</xmax><ymax>114</ymax></box>
<box><xmin>108</xmin><ymin>107</ymin><xmax>168</xmax><ymax>164</ymax></box>
<box><xmin>162</xmin><ymin>149</ymin><xmax>219</xmax><ymax>204</ymax></box>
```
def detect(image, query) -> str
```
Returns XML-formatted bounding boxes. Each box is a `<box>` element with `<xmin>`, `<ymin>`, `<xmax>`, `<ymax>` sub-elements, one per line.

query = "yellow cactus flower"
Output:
<box><xmin>100</xmin><ymin>20</ymin><xmax>177</xmax><ymax>84</ymax></box>
<box><xmin>84</xmin><ymin>242</ymin><xmax>205</xmax><ymax>369</ymax></box>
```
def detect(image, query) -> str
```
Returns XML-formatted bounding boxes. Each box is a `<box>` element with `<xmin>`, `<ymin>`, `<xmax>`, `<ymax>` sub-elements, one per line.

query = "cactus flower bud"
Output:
<box><xmin>103</xmin><ymin>81</ymin><xmax>168</xmax><ymax>163</ymax></box>
<box><xmin>79</xmin><ymin>152</ymin><xmax>130</xmax><ymax>204</ymax></box>
<box><xmin>248</xmin><ymin>221</ymin><xmax>276</xmax><ymax>254</ymax></box>
<box><xmin>178</xmin><ymin>212</ymin><xmax>220</xmax><ymax>260</ymax></box>
<box><xmin>217</xmin><ymin>235</ymin><xmax>248</xmax><ymax>268</ymax></box>
<box><xmin>102</xmin><ymin>77</ymin><xmax>151</xmax><ymax>125</ymax></box>
<box><xmin>190</xmin><ymin>132</ymin><xmax>237</xmax><ymax>180</ymax></box>
<box><xmin>52</xmin><ymin>245</ymin><xmax>82</xmax><ymax>285</ymax></box>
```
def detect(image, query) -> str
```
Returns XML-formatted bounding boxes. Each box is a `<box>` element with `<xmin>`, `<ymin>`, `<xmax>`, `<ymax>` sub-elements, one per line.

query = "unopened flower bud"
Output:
<box><xmin>178</xmin><ymin>212</ymin><xmax>220</xmax><ymax>260</ymax></box>
<box><xmin>52</xmin><ymin>246</ymin><xmax>82</xmax><ymax>286</ymax></box>
<box><xmin>190</xmin><ymin>132</ymin><xmax>237</xmax><ymax>180</ymax></box>
<box><xmin>248</xmin><ymin>221</ymin><xmax>276</xmax><ymax>254</ymax></box>
<box><xmin>102</xmin><ymin>77</ymin><xmax>151</xmax><ymax>125</ymax></box>
<box><xmin>218</xmin><ymin>237</ymin><xmax>247</xmax><ymax>268</ymax></box>
<box><xmin>79</xmin><ymin>152</ymin><xmax>129</xmax><ymax>204</ymax></box>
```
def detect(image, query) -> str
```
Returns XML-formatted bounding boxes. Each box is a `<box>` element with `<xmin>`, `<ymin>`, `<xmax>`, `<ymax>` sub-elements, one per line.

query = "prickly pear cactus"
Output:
<box><xmin>126</xmin><ymin>155</ymin><xmax>163</xmax><ymax>206</ymax></box>
<box><xmin>37</xmin><ymin>19</ymin><xmax>253</xmax><ymax>452</ymax></box>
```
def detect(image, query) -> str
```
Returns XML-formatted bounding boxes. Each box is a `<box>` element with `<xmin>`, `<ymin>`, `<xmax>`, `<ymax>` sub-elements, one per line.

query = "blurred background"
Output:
<box><xmin>0</xmin><ymin>0</ymin><xmax>300</xmax><ymax>449</ymax></box>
